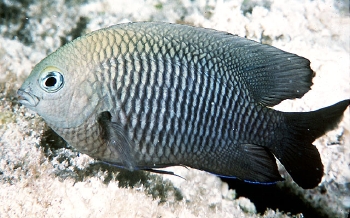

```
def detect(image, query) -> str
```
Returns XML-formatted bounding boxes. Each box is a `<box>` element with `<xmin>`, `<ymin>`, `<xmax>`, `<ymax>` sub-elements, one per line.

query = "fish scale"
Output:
<box><xmin>18</xmin><ymin>22</ymin><xmax>349</xmax><ymax>189</ymax></box>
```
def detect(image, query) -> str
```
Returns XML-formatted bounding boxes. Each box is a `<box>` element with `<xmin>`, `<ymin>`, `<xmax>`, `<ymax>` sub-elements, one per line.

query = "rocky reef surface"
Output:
<box><xmin>0</xmin><ymin>0</ymin><xmax>349</xmax><ymax>217</ymax></box>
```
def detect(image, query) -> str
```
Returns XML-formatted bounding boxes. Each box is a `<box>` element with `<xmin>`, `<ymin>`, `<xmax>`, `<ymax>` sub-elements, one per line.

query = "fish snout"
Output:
<box><xmin>17</xmin><ymin>89</ymin><xmax>40</xmax><ymax>107</ymax></box>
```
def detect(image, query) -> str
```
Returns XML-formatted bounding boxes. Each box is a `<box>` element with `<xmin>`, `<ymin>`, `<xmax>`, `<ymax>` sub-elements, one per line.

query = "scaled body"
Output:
<box><xmin>18</xmin><ymin>22</ymin><xmax>349</xmax><ymax>189</ymax></box>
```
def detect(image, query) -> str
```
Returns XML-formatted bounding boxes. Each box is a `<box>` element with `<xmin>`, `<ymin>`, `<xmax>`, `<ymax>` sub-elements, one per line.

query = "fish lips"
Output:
<box><xmin>17</xmin><ymin>89</ymin><xmax>40</xmax><ymax>108</ymax></box>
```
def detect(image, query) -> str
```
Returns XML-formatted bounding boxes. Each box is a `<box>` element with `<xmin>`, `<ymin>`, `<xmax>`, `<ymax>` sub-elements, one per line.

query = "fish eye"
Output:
<box><xmin>39</xmin><ymin>70</ymin><xmax>64</xmax><ymax>92</ymax></box>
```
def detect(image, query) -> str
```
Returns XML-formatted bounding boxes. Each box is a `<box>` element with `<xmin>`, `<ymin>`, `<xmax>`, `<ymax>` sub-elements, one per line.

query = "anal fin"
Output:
<box><xmin>207</xmin><ymin>143</ymin><xmax>283</xmax><ymax>184</ymax></box>
<box><xmin>237</xmin><ymin>144</ymin><xmax>283</xmax><ymax>183</ymax></box>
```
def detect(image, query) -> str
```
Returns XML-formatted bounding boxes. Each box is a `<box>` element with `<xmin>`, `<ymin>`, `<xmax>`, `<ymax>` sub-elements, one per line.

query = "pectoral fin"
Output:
<box><xmin>98</xmin><ymin>111</ymin><xmax>135</xmax><ymax>171</ymax></box>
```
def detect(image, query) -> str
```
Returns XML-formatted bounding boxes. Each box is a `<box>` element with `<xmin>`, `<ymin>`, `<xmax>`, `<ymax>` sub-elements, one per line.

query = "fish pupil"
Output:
<box><xmin>45</xmin><ymin>77</ymin><xmax>57</xmax><ymax>87</ymax></box>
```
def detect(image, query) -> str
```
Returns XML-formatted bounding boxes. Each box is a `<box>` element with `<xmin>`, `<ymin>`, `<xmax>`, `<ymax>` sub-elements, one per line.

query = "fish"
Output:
<box><xmin>17</xmin><ymin>22</ymin><xmax>349</xmax><ymax>189</ymax></box>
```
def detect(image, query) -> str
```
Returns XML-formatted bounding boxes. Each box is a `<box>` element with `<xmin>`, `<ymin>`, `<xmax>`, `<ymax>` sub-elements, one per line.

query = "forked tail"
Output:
<box><xmin>271</xmin><ymin>99</ymin><xmax>349</xmax><ymax>189</ymax></box>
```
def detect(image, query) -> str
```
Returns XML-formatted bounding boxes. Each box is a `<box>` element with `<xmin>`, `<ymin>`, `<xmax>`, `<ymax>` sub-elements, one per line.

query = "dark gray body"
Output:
<box><xmin>93</xmin><ymin>23</ymin><xmax>293</xmax><ymax>180</ymax></box>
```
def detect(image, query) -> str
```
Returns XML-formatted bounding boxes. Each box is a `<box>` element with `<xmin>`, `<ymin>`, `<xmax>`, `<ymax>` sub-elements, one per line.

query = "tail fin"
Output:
<box><xmin>272</xmin><ymin>99</ymin><xmax>349</xmax><ymax>189</ymax></box>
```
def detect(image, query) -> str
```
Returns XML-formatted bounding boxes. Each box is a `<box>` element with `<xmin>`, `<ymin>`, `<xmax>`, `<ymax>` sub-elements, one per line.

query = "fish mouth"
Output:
<box><xmin>17</xmin><ymin>89</ymin><xmax>40</xmax><ymax>107</ymax></box>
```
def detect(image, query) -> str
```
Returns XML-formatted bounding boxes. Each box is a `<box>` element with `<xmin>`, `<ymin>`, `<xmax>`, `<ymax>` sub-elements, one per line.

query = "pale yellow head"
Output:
<box><xmin>18</xmin><ymin>41</ymin><xmax>102</xmax><ymax>129</ymax></box>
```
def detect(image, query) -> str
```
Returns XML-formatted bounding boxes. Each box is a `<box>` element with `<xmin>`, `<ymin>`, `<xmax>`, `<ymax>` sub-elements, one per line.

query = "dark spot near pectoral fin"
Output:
<box><xmin>98</xmin><ymin>111</ymin><xmax>136</xmax><ymax>171</ymax></box>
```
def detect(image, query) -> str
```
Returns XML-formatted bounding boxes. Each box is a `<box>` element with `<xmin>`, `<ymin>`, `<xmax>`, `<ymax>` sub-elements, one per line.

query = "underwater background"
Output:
<box><xmin>0</xmin><ymin>0</ymin><xmax>349</xmax><ymax>217</ymax></box>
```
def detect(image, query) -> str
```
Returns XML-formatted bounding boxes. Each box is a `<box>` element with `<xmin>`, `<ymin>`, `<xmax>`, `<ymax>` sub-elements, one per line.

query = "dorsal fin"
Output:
<box><xmin>229</xmin><ymin>38</ymin><xmax>314</xmax><ymax>106</ymax></box>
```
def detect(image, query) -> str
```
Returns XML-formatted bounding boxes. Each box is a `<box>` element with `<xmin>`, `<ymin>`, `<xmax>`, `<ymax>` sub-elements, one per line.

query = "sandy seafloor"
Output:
<box><xmin>0</xmin><ymin>0</ymin><xmax>349</xmax><ymax>217</ymax></box>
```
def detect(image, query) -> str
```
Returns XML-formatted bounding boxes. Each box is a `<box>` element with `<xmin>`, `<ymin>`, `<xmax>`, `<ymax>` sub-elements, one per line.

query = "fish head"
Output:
<box><xmin>17</xmin><ymin>47</ymin><xmax>102</xmax><ymax>129</ymax></box>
